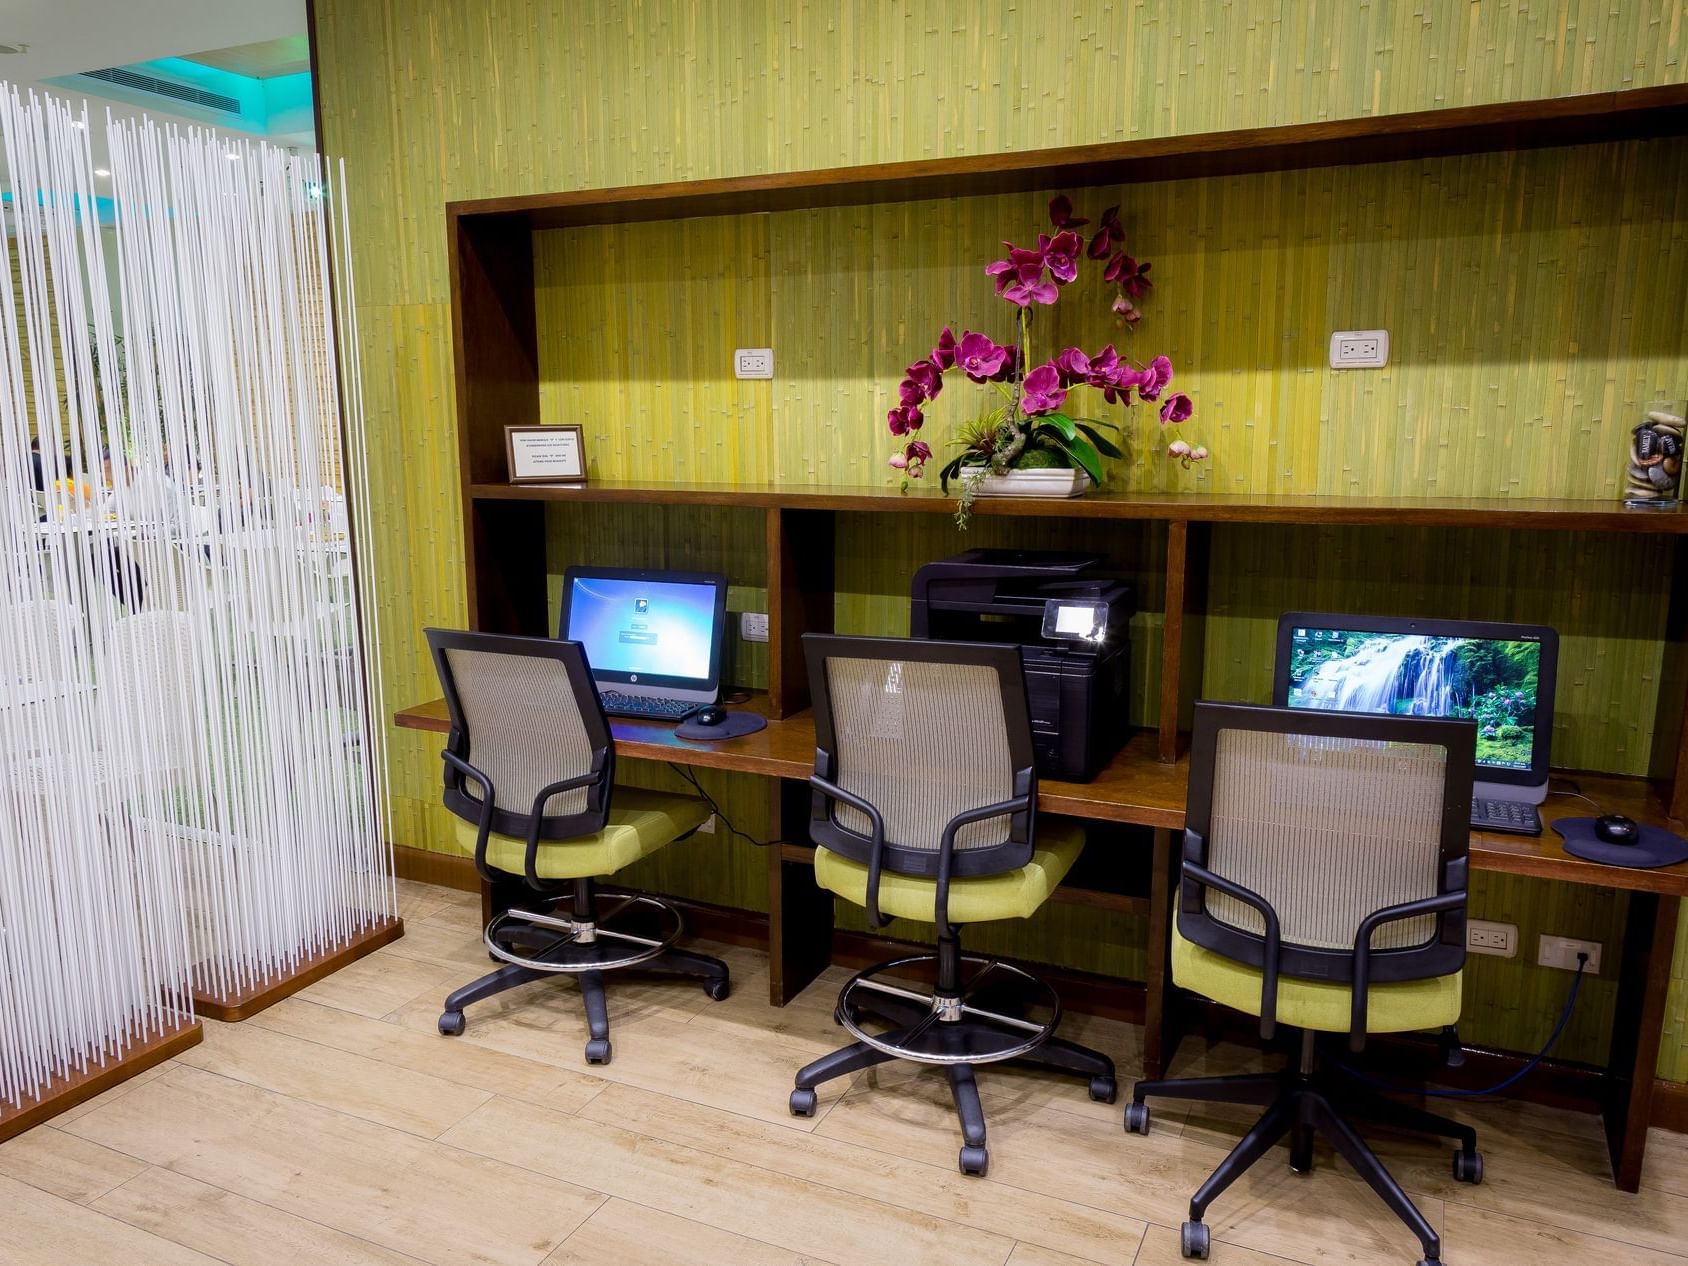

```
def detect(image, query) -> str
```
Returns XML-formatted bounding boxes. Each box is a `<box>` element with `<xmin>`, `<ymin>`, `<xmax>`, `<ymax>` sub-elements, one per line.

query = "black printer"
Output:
<box><xmin>910</xmin><ymin>550</ymin><xmax>1135</xmax><ymax>782</ymax></box>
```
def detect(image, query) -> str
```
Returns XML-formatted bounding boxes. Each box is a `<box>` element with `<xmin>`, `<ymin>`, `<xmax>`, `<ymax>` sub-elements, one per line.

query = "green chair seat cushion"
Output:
<box><xmin>814</xmin><ymin>820</ymin><xmax>1085</xmax><ymax>924</ymax></box>
<box><xmin>451</xmin><ymin>787</ymin><xmax>710</xmax><ymax>880</ymax></box>
<box><xmin>1171</xmin><ymin>922</ymin><xmax>1462</xmax><ymax>1035</ymax></box>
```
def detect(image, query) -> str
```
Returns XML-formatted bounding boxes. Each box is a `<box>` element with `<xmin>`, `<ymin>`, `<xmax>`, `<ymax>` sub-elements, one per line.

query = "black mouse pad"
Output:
<box><xmin>1552</xmin><ymin>817</ymin><xmax>1688</xmax><ymax>868</ymax></box>
<box><xmin>675</xmin><ymin>711</ymin><xmax>768</xmax><ymax>741</ymax></box>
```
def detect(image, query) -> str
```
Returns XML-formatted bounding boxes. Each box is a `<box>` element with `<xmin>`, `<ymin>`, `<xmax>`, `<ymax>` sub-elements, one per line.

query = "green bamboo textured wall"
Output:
<box><xmin>314</xmin><ymin>0</ymin><xmax>1688</xmax><ymax>1075</ymax></box>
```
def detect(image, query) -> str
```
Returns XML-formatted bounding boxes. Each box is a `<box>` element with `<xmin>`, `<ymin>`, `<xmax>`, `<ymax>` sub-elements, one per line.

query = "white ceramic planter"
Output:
<box><xmin>960</xmin><ymin>467</ymin><xmax>1093</xmax><ymax>498</ymax></box>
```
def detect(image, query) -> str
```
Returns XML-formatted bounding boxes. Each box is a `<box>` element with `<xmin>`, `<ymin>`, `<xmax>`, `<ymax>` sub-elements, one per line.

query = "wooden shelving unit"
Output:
<box><xmin>425</xmin><ymin>88</ymin><xmax>1688</xmax><ymax>1192</ymax></box>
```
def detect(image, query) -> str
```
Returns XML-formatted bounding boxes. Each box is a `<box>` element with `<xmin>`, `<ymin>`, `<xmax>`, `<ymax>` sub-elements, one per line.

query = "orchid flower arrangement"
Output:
<box><xmin>887</xmin><ymin>195</ymin><xmax>1206</xmax><ymax>524</ymax></box>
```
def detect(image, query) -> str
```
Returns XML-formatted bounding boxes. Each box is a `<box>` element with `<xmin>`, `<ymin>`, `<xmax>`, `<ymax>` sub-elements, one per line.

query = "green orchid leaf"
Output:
<box><xmin>1037</xmin><ymin>412</ymin><xmax>1079</xmax><ymax>442</ymax></box>
<box><xmin>1077</xmin><ymin>424</ymin><xmax>1124</xmax><ymax>459</ymax></box>
<box><xmin>1070</xmin><ymin>415</ymin><xmax>1121</xmax><ymax>431</ymax></box>
<box><xmin>1048</xmin><ymin>433</ymin><xmax>1104</xmax><ymax>486</ymax></box>
<box><xmin>937</xmin><ymin>453</ymin><xmax>965</xmax><ymax>493</ymax></box>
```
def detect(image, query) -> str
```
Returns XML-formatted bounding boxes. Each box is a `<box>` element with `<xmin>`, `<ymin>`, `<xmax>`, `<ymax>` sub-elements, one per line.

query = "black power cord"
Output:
<box><xmin>666</xmin><ymin>762</ymin><xmax>785</xmax><ymax>850</ymax></box>
<box><xmin>1338</xmin><ymin>952</ymin><xmax>1589</xmax><ymax>1098</ymax></box>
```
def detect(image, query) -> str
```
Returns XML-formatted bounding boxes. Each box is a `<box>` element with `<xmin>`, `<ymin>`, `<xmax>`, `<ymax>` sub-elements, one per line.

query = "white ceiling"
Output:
<box><xmin>0</xmin><ymin>0</ymin><xmax>306</xmax><ymax>82</ymax></box>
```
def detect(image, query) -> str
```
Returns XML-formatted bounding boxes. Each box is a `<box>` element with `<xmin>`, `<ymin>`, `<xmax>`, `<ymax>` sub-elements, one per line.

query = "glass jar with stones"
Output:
<box><xmin>1624</xmin><ymin>401</ymin><xmax>1686</xmax><ymax>509</ymax></box>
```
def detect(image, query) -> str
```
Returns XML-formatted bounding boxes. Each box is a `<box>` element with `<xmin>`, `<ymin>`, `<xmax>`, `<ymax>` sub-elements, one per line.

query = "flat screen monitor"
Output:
<box><xmin>561</xmin><ymin>567</ymin><xmax>728</xmax><ymax>702</ymax></box>
<box><xmin>1273</xmin><ymin>613</ymin><xmax>1557</xmax><ymax>802</ymax></box>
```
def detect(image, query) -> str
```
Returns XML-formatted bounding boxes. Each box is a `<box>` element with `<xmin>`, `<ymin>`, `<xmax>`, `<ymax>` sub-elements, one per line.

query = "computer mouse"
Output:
<box><xmin>1594</xmin><ymin>814</ymin><xmax>1640</xmax><ymax>846</ymax></box>
<box><xmin>693</xmin><ymin>706</ymin><xmax>727</xmax><ymax>728</ymax></box>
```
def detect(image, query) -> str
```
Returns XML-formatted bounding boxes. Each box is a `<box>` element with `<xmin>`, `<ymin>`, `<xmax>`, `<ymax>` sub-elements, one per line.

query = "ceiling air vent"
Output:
<box><xmin>80</xmin><ymin>67</ymin><xmax>241</xmax><ymax>115</ymax></box>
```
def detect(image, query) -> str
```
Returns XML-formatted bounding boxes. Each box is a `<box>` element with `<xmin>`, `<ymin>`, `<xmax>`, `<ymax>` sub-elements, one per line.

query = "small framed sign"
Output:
<box><xmin>505</xmin><ymin>424</ymin><xmax>586</xmax><ymax>485</ymax></box>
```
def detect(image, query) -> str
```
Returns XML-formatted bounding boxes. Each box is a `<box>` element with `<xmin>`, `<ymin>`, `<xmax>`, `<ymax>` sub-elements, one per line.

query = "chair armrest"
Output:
<box><xmin>1181</xmin><ymin>859</ymin><xmax>1285</xmax><ymax>1040</ymax></box>
<box><xmin>934</xmin><ymin>796</ymin><xmax>1031</xmax><ymax>929</ymax></box>
<box><xmin>441</xmin><ymin>750</ymin><xmax>500</xmax><ymax>885</ymax></box>
<box><xmin>811</xmin><ymin>775</ymin><xmax>892</xmax><ymax>928</ymax></box>
<box><xmin>1348</xmin><ymin>891</ymin><xmax>1466</xmax><ymax>1050</ymax></box>
<box><xmin>520</xmin><ymin>769</ymin><xmax>612</xmax><ymax>890</ymax></box>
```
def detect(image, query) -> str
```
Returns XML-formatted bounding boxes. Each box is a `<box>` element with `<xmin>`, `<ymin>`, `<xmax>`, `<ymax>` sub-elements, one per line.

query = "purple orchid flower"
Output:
<box><xmin>898</xmin><ymin>378</ymin><xmax>925</xmax><ymax>407</ymax></box>
<box><xmin>905</xmin><ymin>439</ymin><xmax>932</xmax><ymax>463</ymax></box>
<box><xmin>1053</xmin><ymin>346</ymin><xmax>1091</xmax><ymax>386</ymax></box>
<box><xmin>932</xmin><ymin>327</ymin><xmax>958</xmax><ymax>371</ymax></box>
<box><xmin>1044</xmin><ymin>230</ymin><xmax>1082</xmax><ymax>285</ymax></box>
<box><xmin>1020</xmin><ymin>363</ymin><xmax>1068</xmax><ymax>416</ymax></box>
<box><xmin>1158</xmin><ymin>392</ymin><xmax>1193</xmax><ymax>424</ymax></box>
<box><xmin>1048</xmin><ymin>195</ymin><xmax>1088</xmax><ymax>228</ymax></box>
<box><xmin>1112</xmin><ymin>293</ymin><xmax>1142</xmax><ymax>325</ymax></box>
<box><xmin>889</xmin><ymin>451</ymin><xmax>909</xmax><ymax>470</ymax></box>
<box><xmin>958</xmin><ymin>332</ymin><xmax>1009</xmax><ymax>382</ymax></box>
<box><xmin>1105</xmin><ymin>253</ymin><xmax>1153</xmax><ymax>300</ymax></box>
<box><xmin>906</xmin><ymin>359</ymin><xmax>943</xmax><ymax>401</ymax></box>
<box><xmin>1087</xmin><ymin>205</ymin><xmax>1123</xmax><ymax>260</ymax></box>
<box><xmin>887</xmin><ymin>404</ymin><xmax>923</xmax><ymax>435</ymax></box>
<box><xmin>991</xmin><ymin>345</ymin><xmax>1021</xmax><ymax>382</ymax></box>
<box><xmin>1137</xmin><ymin>354</ymin><xmax>1173</xmax><ymax>401</ymax></box>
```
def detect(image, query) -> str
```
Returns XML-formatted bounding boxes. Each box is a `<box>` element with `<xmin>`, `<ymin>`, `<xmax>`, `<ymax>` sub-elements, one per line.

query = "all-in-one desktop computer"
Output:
<box><xmin>1274</xmin><ymin>613</ymin><xmax>1558</xmax><ymax>836</ymax></box>
<box><xmin>560</xmin><ymin>566</ymin><xmax>728</xmax><ymax>720</ymax></box>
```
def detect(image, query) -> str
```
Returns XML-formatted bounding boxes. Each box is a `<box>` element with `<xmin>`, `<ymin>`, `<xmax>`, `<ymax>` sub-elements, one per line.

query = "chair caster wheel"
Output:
<box><xmin>703</xmin><ymin>976</ymin><xmax>730</xmax><ymax>1001</ymax></box>
<box><xmin>958</xmin><ymin>1145</ymin><xmax>989</xmax><ymax>1177</ymax></box>
<box><xmin>1180</xmin><ymin>1220</ymin><xmax>1210</xmax><ymax>1260</ymax></box>
<box><xmin>584</xmin><ymin>1038</ymin><xmax>612</xmax><ymax>1065</ymax></box>
<box><xmin>1088</xmin><ymin>1075</ymin><xmax>1118</xmax><ymax>1104</ymax></box>
<box><xmin>1452</xmin><ymin>1148</ymin><xmax>1484</xmax><ymax>1184</ymax></box>
<box><xmin>438</xmin><ymin>1010</ymin><xmax>465</xmax><ymax>1037</ymax></box>
<box><xmin>1124</xmin><ymin>1101</ymin><xmax>1151</xmax><ymax>1134</ymax></box>
<box><xmin>789</xmin><ymin>1088</ymin><xmax>818</xmax><ymax>1117</ymax></box>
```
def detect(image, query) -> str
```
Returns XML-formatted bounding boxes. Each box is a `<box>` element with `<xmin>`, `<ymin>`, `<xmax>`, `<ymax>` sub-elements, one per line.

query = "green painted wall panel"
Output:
<box><xmin>314</xmin><ymin>0</ymin><xmax>1688</xmax><ymax>1078</ymax></box>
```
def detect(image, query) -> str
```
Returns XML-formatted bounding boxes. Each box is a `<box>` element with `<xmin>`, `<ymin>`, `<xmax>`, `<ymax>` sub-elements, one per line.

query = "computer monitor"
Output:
<box><xmin>560</xmin><ymin>567</ymin><xmax>728</xmax><ymax>704</ymax></box>
<box><xmin>1273</xmin><ymin>613</ymin><xmax>1557</xmax><ymax>804</ymax></box>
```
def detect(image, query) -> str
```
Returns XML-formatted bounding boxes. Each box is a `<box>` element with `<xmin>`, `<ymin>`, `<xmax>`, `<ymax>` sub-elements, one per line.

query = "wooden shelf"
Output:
<box><xmin>393</xmin><ymin>696</ymin><xmax>1688</xmax><ymax>897</ymax></box>
<box><xmin>448</xmin><ymin>86</ymin><xmax>1688</xmax><ymax>230</ymax></box>
<box><xmin>468</xmin><ymin>479</ymin><xmax>1688</xmax><ymax>534</ymax></box>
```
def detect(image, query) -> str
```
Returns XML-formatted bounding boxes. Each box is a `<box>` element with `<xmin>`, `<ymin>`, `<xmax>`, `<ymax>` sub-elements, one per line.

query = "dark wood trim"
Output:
<box><xmin>466</xmin><ymin>479</ymin><xmax>1688</xmax><ymax>534</ymax></box>
<box><xmin>395</xmin><ymin>843</ymin><xmax>479</xmax><ymax>890</ymax></box>
<box><xmin>767</xmin><ymin>507</ymin><xmax>835</xmax><ymax>717</ymax></box>
<box><xmin>446</xmin><ymin>87</ymin><xmax>1688</xmax><ymax>229</ymax></box>
<box><xmin>1603</xmin><ymin>891</ymin><xmax>1681</xmax><ymax>1189</ymax></box>
<box><xmin>0</xmin><ymin>1017</ymin><xmax>202</xmax><ymax>1142</ymax></box>
<box><xmin>1653</xmin><ymin>1078</ymin><xmax>1688</xmax><ymax>1135</ymax></box>
<box><xmin>1652</xmin><ymin>537</ymin><xmax>1688</xmax><ymax>819</ymax></box>
<box><xmin>767</xmin><ymin>781</ymin><xmax>834</xmax><ymax>1004</ymax></box>
<box><xmin>193</xmin><ymin>918</ymin><xmax>406</xmax><ymax>1022</ymax></box>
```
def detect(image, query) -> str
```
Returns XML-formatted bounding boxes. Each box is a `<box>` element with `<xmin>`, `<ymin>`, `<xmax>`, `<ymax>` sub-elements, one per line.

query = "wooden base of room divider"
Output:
<box><xmin>192</xmin><ymin>916</ymin><xmax>406</xmax><ymax>1021</ymax></box>
<box><xmin>0</xmin><ymin>1017</ymin><xmax>203</xmax><ymax>1143</ymax></box>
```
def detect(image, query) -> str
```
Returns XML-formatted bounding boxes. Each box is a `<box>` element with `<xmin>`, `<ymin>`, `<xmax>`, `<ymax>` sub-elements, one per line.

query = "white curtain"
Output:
<box><xmin>0</xmin><ymin>85</ymin><xmax>393</xmax><ymax>1113</ymax></box>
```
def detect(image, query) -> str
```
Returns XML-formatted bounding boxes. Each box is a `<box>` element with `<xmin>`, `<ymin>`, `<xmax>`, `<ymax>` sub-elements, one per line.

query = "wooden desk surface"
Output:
<box><xmin>393</xmin><ymin>696</ymin><xmax>1688</xmax><ymax>897</ymax></box>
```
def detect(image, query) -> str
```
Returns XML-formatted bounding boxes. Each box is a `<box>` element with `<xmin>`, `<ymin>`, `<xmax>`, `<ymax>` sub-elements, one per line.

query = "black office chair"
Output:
<box><xmin>787</xmin><ymin>633</ymin><xmax>1117</xmax><ymax>1176</ymax></box>
<box><xmin>1128</xmin><ymin>702</ymin><xmax>1481</xmax><ymax>1265</ymax></box>
<box><xmin>426</xmin><ymin>628</ymin><xmax>729</xmax><ymax>1064</ymax></box>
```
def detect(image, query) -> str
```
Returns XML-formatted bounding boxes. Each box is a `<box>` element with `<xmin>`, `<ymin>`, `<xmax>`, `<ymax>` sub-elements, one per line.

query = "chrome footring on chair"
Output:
<box><xmin>836</xmin><ymin>953</ymin><xmax>1061</xmax><ymax>1065</ymax></box>
<box><xmin>483</xmin><ymin>891</ymin><xmax>683</xmax><ymax>973</ymax></box>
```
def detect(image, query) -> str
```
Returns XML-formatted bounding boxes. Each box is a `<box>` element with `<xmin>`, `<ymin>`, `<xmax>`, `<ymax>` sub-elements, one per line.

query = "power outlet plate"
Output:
<box><xmin>1537</xmin><ymin>934</ymin><xmax>1601</xmax><ymax>975</ymax></box>
<box><xmin>740</xmin><ymin>611</ymin><xmax>770</xmax><ymax>642</ymax></box>
<box><xmin>734</xmin><ymin>348</ymin><xmax>774</xmax><ymax>379</ymax></box>
<box><xmin>1329</xmin><ymin>329</ymin><xmax>1389</xmax><ymax>368</ymax></box>
<box><xmin>1466</xmin><ymin>919</ymin><xmax>1518</xmax><ymax>958</ymax></box>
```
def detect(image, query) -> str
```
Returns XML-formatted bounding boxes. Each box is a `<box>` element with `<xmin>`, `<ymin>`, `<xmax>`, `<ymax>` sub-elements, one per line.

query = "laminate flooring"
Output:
<box><xmin>5</xmin><ymin>879</ymin><xmax>1686</xmax><ymax>1266</ymax></box>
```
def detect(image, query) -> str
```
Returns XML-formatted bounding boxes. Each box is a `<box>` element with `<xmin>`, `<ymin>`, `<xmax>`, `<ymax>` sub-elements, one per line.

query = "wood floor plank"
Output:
<box><xmin>1129</xmin><ymin>1224</ymin><xmax>1302</xmax><ymax>1265</ymax></box>
<box><xmin>1005</xmin><ymin>1243</ymin><xmax>1108</xmax><ymax>1266</ymax></box>
<box><xmin>0</xmin><ymin>1172</ymin><xmax>224</xmax><ymax>1265</ymax></box>
<box><xmin>92</xmin><ymin>1167</ymin><xmax>432</xmax><ymax>1266</ymax></box>
<box><xmin>61</xmin><ymin>1066</ymin><xmax>604</xmax><ymax>1266</ymax></box>
<box><xmin>0</xmin><ymin>1124</ymin><xmax>148</xmax><ymax>1203</ymax></box>
<box><xmin>293</xmin><ymin>949</ymin><xmax>462</xmax><ymax>1020</ymax></box>
<box><xmin>180</xmin><ymin>1019</ymin><xmax>494</xmax><ymax>1138</ymax></box>
<box><xmin>1438</xmin><ymin>1201</ymin><xmax>1688</xmax><ymax>1265</ymax></box>
<box><xmin>396</xmin><ymin>878</ymin><xmax>474</xmax><ymax>924</ymax></box>
<box><xmin>817</xmin><ymin>1069</ymin><xmax>1445</xmax><ymax>1266</ymax></box>
<box><xmin>542</xmin><ymin>1197</ymin><xmax>820</xmax><ymax>1266</ymax></box>
<box><xmin>578</xmin><ymin>1082</ymin><xmax>1146</xmax><ymax>1265</ymax></box>
<box><xmin>48</xmin><ymin>1060</ymin><xmax>170</xmax><ymax>1126</ymax></box>
<box><xmin>441</xmin><ymin>1094</ymin><xmax>1013</xmax><ymax>1266</ymax></box>
<box><xmin>251</xmin><ymin>997</ymin><xmax>607</xmax><ymax>1112</ymax></box>
<box><xmin>389</xmin><ymin>997</ymin><xmax>853</xmax><ymax>1128</ymax></box>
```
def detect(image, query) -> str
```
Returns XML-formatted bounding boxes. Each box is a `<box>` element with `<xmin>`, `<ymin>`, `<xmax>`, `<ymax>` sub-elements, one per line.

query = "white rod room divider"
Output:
<box><xmin>0</xmin><ymin>84</ymin><xmax>395</xmax><ymax>1117</ymax></box>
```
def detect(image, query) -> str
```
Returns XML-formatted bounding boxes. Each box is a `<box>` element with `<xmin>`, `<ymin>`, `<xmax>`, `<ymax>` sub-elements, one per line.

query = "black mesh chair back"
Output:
<box><xmin>1181</xmin><ymin>702</ymin><xmax>1475</xmax><ymax>1037</ymax></box>
<box><xmin>426</xmin><ymin>629</ymin><xmax>614</xmax><ymax>851</ymax></box>
<box><xmin>804</xmin><ymin>634</ymin><xmax>1037</xmax><ymax>927</ymax></box>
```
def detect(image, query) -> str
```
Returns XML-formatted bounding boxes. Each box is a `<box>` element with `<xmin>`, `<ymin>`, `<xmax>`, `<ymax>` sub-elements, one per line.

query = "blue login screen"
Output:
<box><xmin>566</xmin><ymin>577</ymin><xmax>716</xmax><ymax>680</ymax></box>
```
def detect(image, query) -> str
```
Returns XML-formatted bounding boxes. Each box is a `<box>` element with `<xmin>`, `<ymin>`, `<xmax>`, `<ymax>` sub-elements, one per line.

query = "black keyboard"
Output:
<box><xmin>599</xmin><ymin>691</ymin><xmax>700</xmax><ymax>720</ymax></box>
<box><xmin>1471</xmin><ymin>797</ymin><xmax>1542</xmax><ymax>836</ymax></box>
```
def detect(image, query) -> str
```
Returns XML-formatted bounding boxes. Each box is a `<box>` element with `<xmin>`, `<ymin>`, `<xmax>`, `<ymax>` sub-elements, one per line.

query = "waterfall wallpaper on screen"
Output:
<box><xmin>1284</xmin><ymin>628</ymin><xmax>1542</xmax><ymax>771</ymax></box>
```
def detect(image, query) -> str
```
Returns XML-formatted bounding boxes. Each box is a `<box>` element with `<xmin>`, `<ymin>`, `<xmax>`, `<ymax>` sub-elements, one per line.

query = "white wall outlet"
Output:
<box><xmin>734</xmin><ymin>348</ymin><xmax>774</xmax><ymax>379</ymax></box>
<box><xmin>1329</xmin><ymin>329</ymin><xmax>1389</xmax><ymax>368</ymax></box>
<box><xmin>696</xmin><ymin>814</ymin><xmax>716</xmax><ymax>834</ymax></box>
<box><xmin>1466</xmin><ymin>919</ymin><xmax>1518</xmax><ymax>958</ymax></box>
<box><xmin>1537</xmin><ymin>934</ymin><xmax>1601</xmax><ymax>974</ymax></box>
<box><xmin>740</xmin><ymin>611</ymin><xmax>770</xmax><ymax>642</ymax></box>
